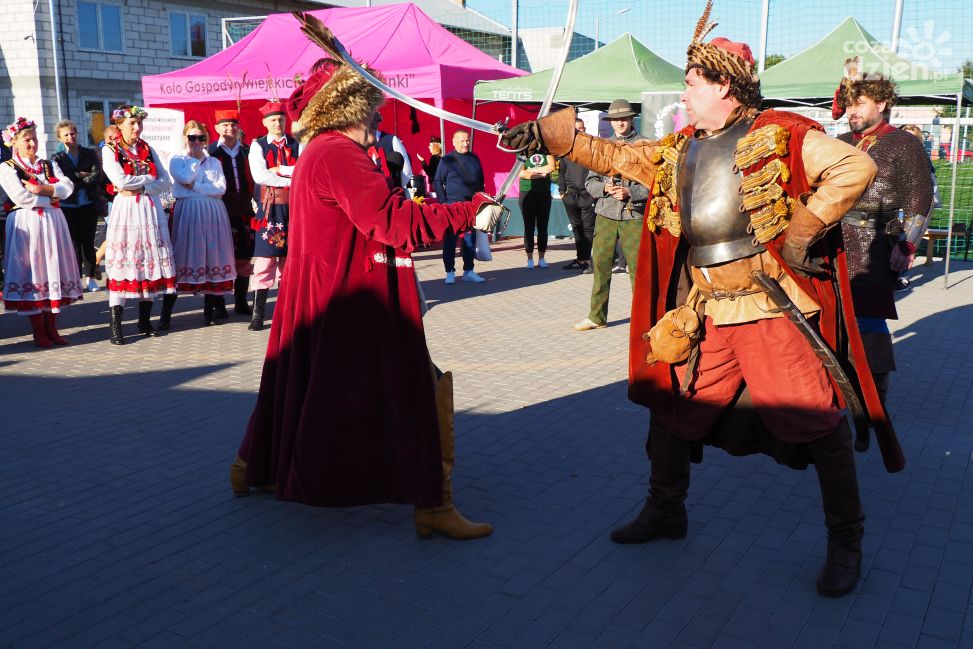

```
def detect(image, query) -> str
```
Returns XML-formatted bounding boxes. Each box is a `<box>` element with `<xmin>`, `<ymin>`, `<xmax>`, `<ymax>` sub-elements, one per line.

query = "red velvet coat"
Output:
<box><xmin>237</xmin><ymin>131</ymin><xmax>476</xmax><ymax>507</ymax></box>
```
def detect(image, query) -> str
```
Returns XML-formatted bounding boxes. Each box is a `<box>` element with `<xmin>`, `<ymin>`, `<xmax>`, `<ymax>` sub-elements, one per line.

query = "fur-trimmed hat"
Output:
<box><xmin>685</xmin><ymin>1</ymin><xmax>758</xmax><ymax>83</ymax></box>
<box><xmin>287</xmin><ymin>60</ymin><xmax>385</xmax><ymax>144</ymax></box>
<box><xmin>831</xmin><ymin>56</ymin><xmax>898</xmax><ymax>119</ymax></box>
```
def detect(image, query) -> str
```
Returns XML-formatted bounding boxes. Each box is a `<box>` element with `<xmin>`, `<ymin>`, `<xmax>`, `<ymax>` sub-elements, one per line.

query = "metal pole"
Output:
<box><xmin>594</xmin><ymin>17</ymin><xmax>599</xmax><ymax>50</ymax></box>
<box><xmin>511</xmin><ymin>0</ymin><xmax>518</xmax><ymax>69</ymax></box>
<box><xmin>47</xmin><ymin>0</ymin><xmax>63</xmax><ymax>121</ymax></box>
<box><xmin>944</xmin><ymin>93</ymin><xmax>962</xmax><ymax>287</ymax></box>
<box><xmin>890</xmin><ymin>0</ymin><xmax>905</xmax><ymax>52</ymax></box>
<box><xmin>758</xmin><ymin>0</ymin><xmax>770</xmax><ymax>72</ymax></box>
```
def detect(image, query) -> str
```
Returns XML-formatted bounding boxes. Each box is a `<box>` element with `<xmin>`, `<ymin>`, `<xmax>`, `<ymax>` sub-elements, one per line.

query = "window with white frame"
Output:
<box><xmin>170</xmin><ymin>12</ymin><xmax>207</xmax><ymax>58</ymax></box>
<box><xmin>77</xmin><ymin>1</ymin><xmax>123</xmax><ymax>52</ymax></box>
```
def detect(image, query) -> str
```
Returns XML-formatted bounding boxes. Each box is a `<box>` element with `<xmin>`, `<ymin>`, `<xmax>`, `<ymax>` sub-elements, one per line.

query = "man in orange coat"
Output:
<box><xmin>502</xmin><ymin>2</ymin><xmax>898</xmax><ymax>597</ymax></box>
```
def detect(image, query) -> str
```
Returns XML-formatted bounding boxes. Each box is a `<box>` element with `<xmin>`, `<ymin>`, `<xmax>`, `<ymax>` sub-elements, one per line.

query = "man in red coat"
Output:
<box><xmin>230</xmin><ymin>59</ymin><xmax>501</xmax><ymax>540</ymax></box>
<box><xmin>502</xmin><ymin>2</ymin><xmax>898</xmax><ymax>596</ymax></box>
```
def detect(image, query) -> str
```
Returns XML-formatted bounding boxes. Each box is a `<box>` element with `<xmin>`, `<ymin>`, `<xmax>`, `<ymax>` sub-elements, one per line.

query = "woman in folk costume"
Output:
<box><xmin>162</xmin><ymin>121</ymin><xmax>237</xmax><ymax>328</ymax></box>
<box><xmin>229</xmin><ymin>42</ymin><xmax>503</xmax><ymax>540</ymax></box>
<box><xmin>0</xmin><ymin>117</ymin><xmax>83</xmax><ymax>347</ymax></box>
<box><xmin>102</xmin><ymin>105</ymin><xmax>175</xmax><ymax>344</ymax></box>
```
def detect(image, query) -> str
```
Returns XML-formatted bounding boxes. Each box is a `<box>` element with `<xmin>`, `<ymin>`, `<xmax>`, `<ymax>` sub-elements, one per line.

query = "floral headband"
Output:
<box><xmin>2</xmin><ymin>117</ymin><xmax>37</xmax><ymax>147</ymax></box>
<box><xmin>112</xmin><ymin>106</ymin><xmax>149</xmax><ymax>121</ymax></box>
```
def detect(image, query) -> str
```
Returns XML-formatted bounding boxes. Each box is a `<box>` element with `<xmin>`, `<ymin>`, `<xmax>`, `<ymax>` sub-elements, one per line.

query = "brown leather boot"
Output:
<box><xmin>414</xmin><ymin>372</ymin><xmax>492</xmax><ymax>540</ymax></box>
<box><xmin>229</xmin><ymin>456</ymin><xmax>275</xmax><ymax>497</ymax></box>
<box><xmin>809</xmin><ymin>418</ymin><xmax>865</xmax><ymax>597</ymax></box>
<box><xmin>611</xmin><ymin>422</ymin><xmax>690</xmax><ymax>543</ymax></box>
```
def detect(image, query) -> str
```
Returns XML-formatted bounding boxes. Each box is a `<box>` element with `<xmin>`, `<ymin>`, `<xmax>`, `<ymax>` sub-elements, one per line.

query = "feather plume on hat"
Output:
<box><xmin>832</xmin><ymin>55</ymin><xmax>898</xmax><ymax>119</ymax></box>
<box><xmin>685</xmin><ymin>1</ymin><xmax>758</xmax><ymax>83</ymax></box>
<box><xmin>287</xmin><ymin>12</ymin><xmax>385</xmax><ymax>144</ymax></box>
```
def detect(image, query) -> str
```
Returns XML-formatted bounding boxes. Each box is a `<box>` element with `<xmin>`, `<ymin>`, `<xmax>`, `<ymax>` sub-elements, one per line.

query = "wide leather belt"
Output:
<box><xmin>260</xmin><ymin>186</ymin><xmax>290</xmax><ymax>205</ymax></box>
<box><xmin>842</xmin><ymin>210</ymin><xmax>902</xmax><ymax>235</ymax></box>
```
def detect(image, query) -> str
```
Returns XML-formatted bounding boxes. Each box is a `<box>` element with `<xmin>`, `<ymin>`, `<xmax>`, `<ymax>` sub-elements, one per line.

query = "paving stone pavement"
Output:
<box><xmin>1</xmin><ymin>239</ymin><xmax>972</xmax><ymax>649</ymax></box>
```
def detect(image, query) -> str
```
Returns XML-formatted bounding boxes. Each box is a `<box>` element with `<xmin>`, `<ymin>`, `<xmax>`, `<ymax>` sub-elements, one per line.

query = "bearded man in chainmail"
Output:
<box><xmin>499</xmin><ymin>1</ymin><xmax>907</xmax><ymax>597</ymax></box>
<box><xmin>832</xmin><ymin>59</ymin><xmax>935</xmax><ymax>403</ymax></box>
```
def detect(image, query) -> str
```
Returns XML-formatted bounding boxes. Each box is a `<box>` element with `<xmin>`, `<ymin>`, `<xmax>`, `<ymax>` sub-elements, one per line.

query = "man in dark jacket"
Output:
<box><xmin>51</xmin><ymin>119</ymin><xmax>106</xmax><ymax>292</ymax></box>
<box><xmin>558</xmin><ymin>118</ymin><xmax>595</xmax><ymax>274</ymax></box>
<box><xmin>575</xmin><ymin>99</ymin><xmax>648</xmax><ymax>331</ymax></box>
<box><xmin>434</xmin><ymin>130</ymin><xmax>485</xmax><ymax>284</ymax></box>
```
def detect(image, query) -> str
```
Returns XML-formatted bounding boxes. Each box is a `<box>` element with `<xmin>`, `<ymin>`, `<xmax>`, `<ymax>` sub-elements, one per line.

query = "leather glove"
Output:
<box><xmin>472</xmin><ymin>192</ymin><xmax>504</xmax><ymax>232</ymax></box>
<box><xmin>780</xmin><ymin>241</ymin><xmax>828</xmax><ymax>278</ymax></box>
<box><xmin>890</xmin><ymin>240</ymin><xmax>916</xmax><ymax>272</ymax></box>
<box><xmin>499</xmin><ymin>121</ymin><xmax>544</xmax><ymax>156</ymax></box>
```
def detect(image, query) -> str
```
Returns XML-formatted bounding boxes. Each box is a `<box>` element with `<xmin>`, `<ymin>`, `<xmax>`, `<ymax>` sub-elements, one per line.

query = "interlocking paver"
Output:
<box><xmin>2</xmin><ymin>244</ymin><xmax>972</xmax><ymax>648</ymax></box>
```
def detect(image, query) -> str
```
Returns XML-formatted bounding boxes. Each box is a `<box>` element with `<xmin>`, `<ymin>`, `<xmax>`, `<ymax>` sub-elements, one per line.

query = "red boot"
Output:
<box><xmin>43</xmin><ymin>312</ymin><xmax>70</xmax><ymax>345</ymax></box>
<box><xmin>28</xmin><ymin>314</ymin><xmax>52</xmax><ymax>348</ymax></box>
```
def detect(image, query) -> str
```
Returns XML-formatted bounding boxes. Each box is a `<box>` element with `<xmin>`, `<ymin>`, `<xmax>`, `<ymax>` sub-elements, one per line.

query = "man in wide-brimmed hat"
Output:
<box><xmin>231</xmin><ymin>58</ymin><xmax>502</xmax><ymax>541</ymax></box>
<box><xmin>573</xmin><ymin>98</ymin><xmax>649</xmax><ymax>331</ymax></box>
<box><xmin>832</xmin><ymin>57</ymin><xmax>934</xmax><ymax>404</ymax></box>
<box><xmin>500</xmin><ymin>1</ymin><xmax>900</xmax><ymax>596</ymax></box>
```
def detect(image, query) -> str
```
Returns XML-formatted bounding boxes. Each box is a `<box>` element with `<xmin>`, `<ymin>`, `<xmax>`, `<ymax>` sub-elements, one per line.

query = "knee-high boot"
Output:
<box><xmin>233</xmin><ymin>277</ymin><xmax>253</xmax><ymax>315</ymax></box>
<box><xmin>214</xmin><ymin>294</ymin><xmax>229</xmax><ymax>320</ymax></box>
<box><xmin>158</xmin><ymin>294</ymin><xmax>177</xmax><ymax>330</ymax></box>
<box><xmin>248</xmin><ymin>289</ymin><xmax>268</xmax><ymax>331</ymax></box>
<box><xmin>203</xmin><ymin>294</ymin><xmax>220</xmax><ymax>326</ymax></box>
<box><xmin>228</xmin><ymin>455</ymin><xmax>276</xmax><ymax>497</ymax></box>
<box><xmin>137</xmin><ymin>300</ymin><xmax>158</xmax><ymax>337</ymax></box>
<box><xmin>109</xmin><ymin>305</ymin><xmax>125</xmax><ymax>345</ymax></box>
<box><xmin>611</xmin><ymin>421</ymin><xmax>690</xmax><ymax>543</ymax></box>
<box><xmin>42</xmin><ymin>311</ymin><xmax>70</xmax><ymax>345</ymax></box>
<box><xmin>29</xmin><ymin>313</ymin><xmax>52</xmax><ymax>348</ymax></box>
<box><xmin>808</xmin><ymin>417</ymin><xmax>865</xmax><ymax>597</ymax></box>
<box><xmin>414</xmin><ymin>371</ymin><xmax>493</xmax><ymax>540</ymax></box>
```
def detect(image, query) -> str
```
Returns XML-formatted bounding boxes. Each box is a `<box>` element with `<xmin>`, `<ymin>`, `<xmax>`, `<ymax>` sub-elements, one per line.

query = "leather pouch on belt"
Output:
<box><xmin>643</xmin><ymin>305</ymin><xmax>702</xmax><ymax>366</ymax></box>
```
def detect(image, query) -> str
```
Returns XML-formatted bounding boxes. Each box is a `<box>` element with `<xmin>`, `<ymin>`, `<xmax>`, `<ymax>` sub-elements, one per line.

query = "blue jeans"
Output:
<box><xmin>442</xmin><ymin>229</ymin><xmax>475</xmax><ymax>273</ymax></box>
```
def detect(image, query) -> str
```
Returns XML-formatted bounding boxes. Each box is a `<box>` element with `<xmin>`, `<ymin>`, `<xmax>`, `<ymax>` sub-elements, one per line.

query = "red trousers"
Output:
<box><xmin>652</xmin><ymin>316</ymin><xmax>841</xmax><ymax>443</ymax></box>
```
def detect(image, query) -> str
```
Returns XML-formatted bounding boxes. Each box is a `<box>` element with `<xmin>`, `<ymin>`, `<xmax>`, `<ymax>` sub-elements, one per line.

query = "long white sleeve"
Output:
<box><xmin>0</xmin><ymin>160</ymin><xmax>73</xmax><ymax>210</ymax></box>
<box><xmin>248</xmin><ymin>142</ymin><xmax>291</xmax><ymax>188</ymax></box>
<box><xmin>142</xmin><ymin>148</ymin><xmax>172</xmax><ymax>196</ymax></box>
<box><xmin>194</xmin><ymin>156</ymin><xmax>226</xmax><ymax>197</ymax></box>
<box><xmin>102</xmin><ymin>145</ymin><xmax>154</xmax><ymax>191</ymax></box>
<box><xmin>168</xmin><ymin>154</ymin><xmax>201</xmax><ymax>186</ymax></box>
<box><xmin>169</xmin><ymin>154</ymin><xmax>225</xmax><ymax>198</ymax></box>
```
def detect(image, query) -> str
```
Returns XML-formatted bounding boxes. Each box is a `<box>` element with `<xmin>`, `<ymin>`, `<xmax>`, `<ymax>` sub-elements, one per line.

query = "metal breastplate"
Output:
<box><xmin>678</xmin><ymin>117</ymin><xmax>765</xmax><ymax>267</ymax></box>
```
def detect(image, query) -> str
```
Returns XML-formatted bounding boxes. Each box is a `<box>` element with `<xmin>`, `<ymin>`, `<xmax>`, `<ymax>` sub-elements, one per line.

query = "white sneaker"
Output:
<box><xmin>538</xmin><ymin>259</ymin><xmax>549</xmax><ymax>269</ymax></box>
<box><xmin>85</xmin><ymin>277</ymin><xmax>102</xmax><ymax>292</ymax></box>
<box><xmin>526</xmin><ymin>258</ymin><xmax>535</xmax><ymax>269</ymax></box>
<box><xmin>462</xmin><ymin>270</ymin><xmax>485</xmax><ymax>283</ymax></box>
<box><xmin>574</xmin><ymin>318</ymin><xmax>607</xmax><ymax>331</ymax></box>
<box><xmin>445</xmin><ymin>271</ymin><xmax>456</xmax><ymax>285</ymax></box>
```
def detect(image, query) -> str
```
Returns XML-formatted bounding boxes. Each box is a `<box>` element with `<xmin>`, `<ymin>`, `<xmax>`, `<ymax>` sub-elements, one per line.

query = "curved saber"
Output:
<box><xmin>494</xmin><ymin>0</ymin><xmax>579</xmax><ymax>203</ymax></box>
<box><xmin>320</xmin><ymin>37</ymin><xmax>506</xmax><ymax>136</ymax></box>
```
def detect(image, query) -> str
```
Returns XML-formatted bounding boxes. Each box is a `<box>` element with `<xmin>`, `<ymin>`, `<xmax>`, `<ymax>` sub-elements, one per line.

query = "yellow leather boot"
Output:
<box><xmin>229</xmin><ymin>456</ymin><xmax>276</xmax><ymax>497</ymax></box>
<box><xmin>414</xmin><ymin>372</ymin><xmax>493</xmax><ymax>540</ymax></box>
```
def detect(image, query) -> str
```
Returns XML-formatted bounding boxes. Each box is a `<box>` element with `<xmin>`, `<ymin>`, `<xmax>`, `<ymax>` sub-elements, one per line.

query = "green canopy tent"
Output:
<box><xmin>472</xmin><ymin>33</ymin><xmax>685</xmax><ymax>106</ymax></box>
<box><xmin>757</xmin><ymin>17</ymin><xmax>973</xmax><ymax>285</ymax></box>
<box><xmin>473</xmin><ymin>34</ymin><xmax>684</xmax><ymax>238</ymax></box>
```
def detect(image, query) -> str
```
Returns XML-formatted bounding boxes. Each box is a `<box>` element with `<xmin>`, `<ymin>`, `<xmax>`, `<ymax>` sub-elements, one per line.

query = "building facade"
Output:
<box><xmin>1</xmin><ymin>0</ymin><xmax>317</xmax><ymax>154</ymax></box>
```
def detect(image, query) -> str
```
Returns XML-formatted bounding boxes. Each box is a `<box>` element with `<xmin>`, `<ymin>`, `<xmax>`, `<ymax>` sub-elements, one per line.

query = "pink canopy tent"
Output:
<box><xmin>142</xmin><ymin>3</ymin><xmax>533</xmax><ymax>193</ymax></box>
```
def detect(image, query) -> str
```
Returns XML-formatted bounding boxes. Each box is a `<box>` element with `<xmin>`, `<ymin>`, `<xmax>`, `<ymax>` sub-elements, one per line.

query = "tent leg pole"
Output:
<box><xmin>470</xmin><ymin>100</ymin><xmax>477</xmax><ymax>150</ymax></box>
<box><xmin>944</xmin><ymin>92</ymin><xmax>962</xmax><ymax>288</ymax></box>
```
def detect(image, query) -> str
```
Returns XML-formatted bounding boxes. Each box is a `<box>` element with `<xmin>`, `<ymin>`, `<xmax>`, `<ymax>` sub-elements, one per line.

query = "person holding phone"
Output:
<box><xmin>575</xmin><ymin>99</ymin><xmax>649</xmax><ymax>331</ymax></box>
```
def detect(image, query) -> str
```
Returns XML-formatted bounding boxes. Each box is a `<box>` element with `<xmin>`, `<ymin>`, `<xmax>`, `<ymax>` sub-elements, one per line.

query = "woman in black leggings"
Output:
<box><xmin>518</xmin><ymin>152</ymin><xmax>554</xmax><ymax>268</ymax></box>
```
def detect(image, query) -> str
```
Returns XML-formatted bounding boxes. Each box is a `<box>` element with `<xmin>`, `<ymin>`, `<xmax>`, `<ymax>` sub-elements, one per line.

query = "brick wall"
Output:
<box><xmin>1</xmin><ymin>0</ymin><xmax>317</xmax><ymax>153</ymax></box>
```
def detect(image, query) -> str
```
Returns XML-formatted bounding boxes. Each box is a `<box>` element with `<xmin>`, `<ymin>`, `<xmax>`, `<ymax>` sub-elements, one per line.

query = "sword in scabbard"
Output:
<box><xmin>750</xmin><ymin>270</ymin><xmax>872</xmax><ymax>450</ymax></box>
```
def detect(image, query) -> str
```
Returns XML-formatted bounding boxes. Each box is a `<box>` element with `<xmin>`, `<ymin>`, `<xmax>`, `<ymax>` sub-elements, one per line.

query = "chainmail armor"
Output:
<box><xmin>837</xmin><ymin>128</ymin><xmax>933</xmax><ymax>318</ymax></box>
